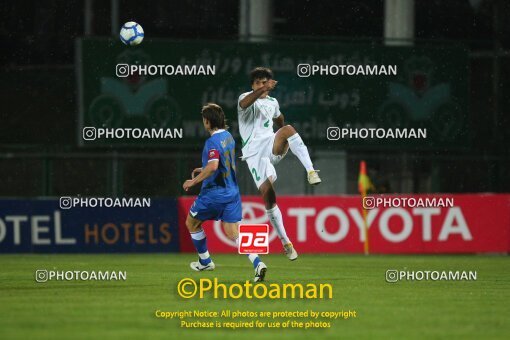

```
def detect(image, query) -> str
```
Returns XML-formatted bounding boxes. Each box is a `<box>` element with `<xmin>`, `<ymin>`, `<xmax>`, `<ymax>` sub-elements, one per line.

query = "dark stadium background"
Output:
<box><xmin>1</xmin><ymin>2</ymin><xmax>510</xmax><ymax>339</ymax></box>
<box><xmin>1</xmin><ymin>0</ymin><xmax>509</xmax><ymax>198</ymax></box>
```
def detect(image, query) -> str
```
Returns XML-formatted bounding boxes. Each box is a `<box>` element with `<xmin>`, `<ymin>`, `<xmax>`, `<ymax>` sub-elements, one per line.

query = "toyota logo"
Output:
<box><xmin>214</xmin><ymin>201</ymin><xmax>279</xmax><ymax>246</ymax></box>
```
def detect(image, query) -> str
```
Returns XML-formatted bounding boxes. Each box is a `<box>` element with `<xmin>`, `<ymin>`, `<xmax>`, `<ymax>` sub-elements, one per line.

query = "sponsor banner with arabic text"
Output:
<box><xmin>79</xmin><ymin>38</ymin><xmax>469</xmax><ymax>148</ymax></box>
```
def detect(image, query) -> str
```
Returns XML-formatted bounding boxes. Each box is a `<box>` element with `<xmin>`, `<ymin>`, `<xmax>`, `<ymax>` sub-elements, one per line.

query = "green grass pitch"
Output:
<box><xmin>0</xmin><ymin>254</ymin><xmax>509</xmax><ymax>339</ymax></box>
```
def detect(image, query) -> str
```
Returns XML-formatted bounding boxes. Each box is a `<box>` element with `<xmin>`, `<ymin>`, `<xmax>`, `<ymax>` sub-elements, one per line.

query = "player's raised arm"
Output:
<box><xmin>239</xmin><ymin>79</ymin><xmax>278</xmax><ymax>109</ymax></box>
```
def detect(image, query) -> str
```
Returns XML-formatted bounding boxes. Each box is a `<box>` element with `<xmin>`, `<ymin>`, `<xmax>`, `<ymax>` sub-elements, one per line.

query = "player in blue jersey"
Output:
<box><xmin>182</xmin><ymin>103</ymin><xmax>267</xmax><ymax>282</ymax></box>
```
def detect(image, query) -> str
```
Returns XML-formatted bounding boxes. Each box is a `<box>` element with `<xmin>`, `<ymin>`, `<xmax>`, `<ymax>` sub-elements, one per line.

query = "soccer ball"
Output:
<box><xmin>119</xmin><ymin>21</ymin><xmax>144</xmax><ymax>46</ymax></box>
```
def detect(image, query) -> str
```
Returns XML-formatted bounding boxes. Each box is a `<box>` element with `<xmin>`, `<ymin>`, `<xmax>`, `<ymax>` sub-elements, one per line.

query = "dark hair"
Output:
<box><xmin>250</xmin><ymin>67</ymin><xmax>273</xmax><ymax>84</ymax></box>
<box><xmin>201</xmin><ymin>103</ymin><xmax>227</xmax><ymax>129</ymax></box>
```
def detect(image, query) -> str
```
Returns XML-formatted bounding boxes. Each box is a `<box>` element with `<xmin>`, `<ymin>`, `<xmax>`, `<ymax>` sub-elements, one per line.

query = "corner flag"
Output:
<box><xmin>358</xmin><ymin>161</ymin><xmax>374</xmax><ymax>255</ymax></box>
<box><xmin>358</xmin><ymin>160</ymin><xmax>374</xmax><ymax>195</ymax></box>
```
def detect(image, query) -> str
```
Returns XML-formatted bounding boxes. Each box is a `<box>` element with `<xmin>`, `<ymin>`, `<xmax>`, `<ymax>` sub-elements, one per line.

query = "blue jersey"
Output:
<box><xmin>200</xmin><ymin>129</ymin><xmax>239</xmax><ymax>202</ymax></box>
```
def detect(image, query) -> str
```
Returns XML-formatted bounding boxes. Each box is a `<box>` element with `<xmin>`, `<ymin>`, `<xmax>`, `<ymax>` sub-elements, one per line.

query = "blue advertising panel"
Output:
<box><xmin>0</xmin><ymin>199</ymin><xmax>179</xmax><ymax>253</ymax></box>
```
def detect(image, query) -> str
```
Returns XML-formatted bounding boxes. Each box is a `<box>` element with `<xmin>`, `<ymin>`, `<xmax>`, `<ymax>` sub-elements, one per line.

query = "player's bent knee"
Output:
<box><xmin>222</xmin><ymin>222</ymin><xmax>239</xmax><ymax>241</ymax></box>
<box><xmin>284</xmin><ymin>124</ymin><xmax>296</xmax><ymax>134</ymax></box>
<box><xmin>280</xmin><ymin>125</ymin><xmax>296</xmax><ymax>138</ymax></box>
<box><xmin>185</xmin><ymin>216</ymin><xmax>201</xmax><ymax>232</ymax></box>
<box><xmin>226</xmin><ymin>231</ymin><xmax>238</xmax><ymax>241</ymax></box>
<box><xmin>185</xmin><ymin>220</ymin><xmax>194</xmax><ymax>232</ymax></box>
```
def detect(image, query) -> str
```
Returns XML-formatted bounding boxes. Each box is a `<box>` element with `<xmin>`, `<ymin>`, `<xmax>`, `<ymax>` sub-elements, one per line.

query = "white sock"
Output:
<box><xmin>287</xmin><ymin>133</ymin><xmax>314</xmax><ymax>172</ymax></box>
<box><xmin>267</xmin><ymin>205</ymin><xmax>291</xmax><ymax>245</ymax></box>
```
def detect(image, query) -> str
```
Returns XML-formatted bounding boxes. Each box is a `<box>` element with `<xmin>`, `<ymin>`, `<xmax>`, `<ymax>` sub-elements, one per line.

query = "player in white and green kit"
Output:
<box><xmin>237</xmin><ymin>67</ymin><xmax>321</xmax><ymax>260</ymax></box>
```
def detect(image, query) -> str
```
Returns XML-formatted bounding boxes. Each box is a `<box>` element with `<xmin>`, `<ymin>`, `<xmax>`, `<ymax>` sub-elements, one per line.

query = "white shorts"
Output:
<box><xmin>244</xmin><ymin>134</ymin><xmax>288</xmax><ymax>189</ymax></box>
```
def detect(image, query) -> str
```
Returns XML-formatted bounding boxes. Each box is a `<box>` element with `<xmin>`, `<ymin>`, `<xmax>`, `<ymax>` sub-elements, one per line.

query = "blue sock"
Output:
<box><xmin>190</xmin><ymin>230</ymin><xmax>211</xmax><ymax>265</ymax></box>
<box><xmin>235</xmin><ymin>237</ymin><xmax>261</xmax><ymax>269</ymax></box>
<box><xmin>248</xmin><ymin>254</ymin><xmax>261</xmax><ymax>269</ymax></box>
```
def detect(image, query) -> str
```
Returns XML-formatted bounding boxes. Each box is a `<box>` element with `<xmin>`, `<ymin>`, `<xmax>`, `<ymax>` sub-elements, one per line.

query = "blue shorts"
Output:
<box><xmin>189</xmin><ymin>193</ymin><xmax>242</xmax><ymax>223</ymax></box>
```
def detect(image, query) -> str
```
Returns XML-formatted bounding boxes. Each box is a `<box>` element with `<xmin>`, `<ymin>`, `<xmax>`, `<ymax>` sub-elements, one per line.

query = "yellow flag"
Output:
<box><xmin>358</xmin><ymin>160</ymin><xmax>374</xmax><ymax>195</ymax></box>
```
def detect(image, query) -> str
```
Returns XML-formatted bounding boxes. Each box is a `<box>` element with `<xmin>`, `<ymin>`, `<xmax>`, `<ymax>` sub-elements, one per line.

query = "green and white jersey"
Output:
<box><xmin>237</xmin><ymin>91</ymin><xmax>281</xmax><ymax>159</ymax></box>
